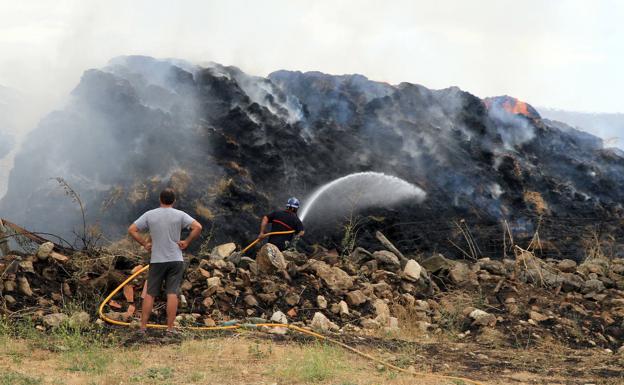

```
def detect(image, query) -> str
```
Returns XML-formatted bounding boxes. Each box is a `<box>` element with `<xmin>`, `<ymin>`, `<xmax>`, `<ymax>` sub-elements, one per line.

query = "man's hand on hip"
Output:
<box><xmin>143</xmin><ymin>242</ymin><xmax>152</xmax><ymax>252</ymax></box>
<box><xmin>177</xmin><ymin>240</ymin><xmax>189</xmax><ymax>250</ymax></box>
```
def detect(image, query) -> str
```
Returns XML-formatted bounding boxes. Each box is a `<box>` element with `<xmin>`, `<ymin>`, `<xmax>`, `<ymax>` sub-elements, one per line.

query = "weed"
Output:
<box><xmin>384</xmin><ymin>369</ymin><xmax>399</xmax><ymax>379</ymax></box>
<box><xmin>340</xmin><ymin>213</ymin><xmax>366</xmax><ymax>256</ymax></box>
<box><xmin>198</xmin><ymin>221</ymin><xmax>216</xmax><ymax>258</ymax></box>
<box><xmin>188</xmin><ymin>371</ymin><xmax>205</xmax><ymax>382</ymax></box>
<box><xmin>5</xmin><ymin>349</ymin><xmax>25</xmax><ymax>364</ymax></box>
<box><xmin>53</xmin><ymin>176</ymin><xmax>101</xmax><ymax>253</ymax></box>
<box><xmin>278</xmin><ymin>343</ymin><xmax>346</xmax><ymax>383</ymax></box>
<box><xmin>0</xmin><ymin>372</ymin><xmax>42</xmax><ymax>385</ymax></box>
<box><xmin>248</xmin><ymin>342</ymin><xmax>273</xmax><ymax>360</ymax></box>
<box><xmin>64</xmin><ymin>349</ymin><xmax>112</xmax><ymax>374</ymax></box>
<box><xmin>122</xmin><ymin>356</ymin><xmax>143</xmax><ymax>369</ymax></box>
<box><xmin>0</xmin><ymin>316</ymin><xmax>39</xmax><ymax>340</ymax></box>
<box><xmin>146</xmin><ymin>367</ymin><xmax>174</xmax><ymax>380</ymax></box>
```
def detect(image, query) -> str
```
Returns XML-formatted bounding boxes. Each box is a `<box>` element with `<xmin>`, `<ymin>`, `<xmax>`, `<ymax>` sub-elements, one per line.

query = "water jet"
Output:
<box><xmin>299</xmin><ymin>172</ymin><xmax>426</xmax><ymax>221</ymax></box>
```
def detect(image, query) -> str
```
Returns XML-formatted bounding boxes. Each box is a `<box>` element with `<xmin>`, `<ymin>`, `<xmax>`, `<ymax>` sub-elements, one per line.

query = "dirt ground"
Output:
<box><xmin>1</xmin><ymin>328</ymin><xmax>622</xmax><ymax>385</ymax></box>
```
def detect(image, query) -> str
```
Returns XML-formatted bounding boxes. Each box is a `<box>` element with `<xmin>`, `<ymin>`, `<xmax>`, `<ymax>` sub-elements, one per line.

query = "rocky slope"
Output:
<box><xmin>1</xmin><ymin>56</ymin><xmax>623</xmax><ymax>258</ymax></box>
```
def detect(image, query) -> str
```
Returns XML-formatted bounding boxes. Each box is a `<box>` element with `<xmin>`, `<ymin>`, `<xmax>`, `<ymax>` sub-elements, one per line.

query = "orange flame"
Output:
<box><xmin>484</xmin><ymin>96</ymin><xmax>534</xmax><ymax>118</ymax></box>
<box><xmin>502</xmin><ymin>99</ymin><xmax>529</xmax><ymax>116</ymax></box>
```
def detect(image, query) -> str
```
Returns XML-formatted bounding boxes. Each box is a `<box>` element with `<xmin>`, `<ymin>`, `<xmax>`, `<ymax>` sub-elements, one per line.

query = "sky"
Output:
<box><xmin>0</xmin><ymin>0</ymin><xmax>622</xmax><ymax>115</ymax></box>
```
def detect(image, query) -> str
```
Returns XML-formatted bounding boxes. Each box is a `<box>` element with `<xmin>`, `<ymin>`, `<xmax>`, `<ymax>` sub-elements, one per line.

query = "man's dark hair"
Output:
<box><xmin>160</xmin><ymin>188</ymin><xmax>176</xmax><ymax>205</ymax></box>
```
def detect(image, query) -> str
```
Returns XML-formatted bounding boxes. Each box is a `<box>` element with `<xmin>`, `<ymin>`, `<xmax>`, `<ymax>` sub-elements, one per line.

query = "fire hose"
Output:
<box><xmin>98</xmin><ymin>231</ymin><xmax>486</xmax><ymax>385</ymax></box>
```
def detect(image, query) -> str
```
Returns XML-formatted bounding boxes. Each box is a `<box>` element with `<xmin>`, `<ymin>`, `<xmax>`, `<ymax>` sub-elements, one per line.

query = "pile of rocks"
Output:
<box><xmin>0</xmin><ymin>241</ymin><xmax>91</xmax><ymax>328</ymax></box>
<box><xmin>149</xmin><ymin>239</ymin><xmax>434</xmax><ymax>333</ymax></box>
<box><xmin>2</xmin><ymin>233</ymin><xmax>623</xmax><ymax>350</ymax></box>
<box><xmin>109</xmin><ymin>235</ymin><xmax>624</xmax><ymax>349</ymax></box>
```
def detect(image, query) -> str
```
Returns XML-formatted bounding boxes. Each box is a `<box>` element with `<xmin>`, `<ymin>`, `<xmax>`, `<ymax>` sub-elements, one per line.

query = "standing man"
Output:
<box><xmin>128</xmin><ymin>188</ymin><xmax>202</xmax><ymax>333</ymax></box>
<box><xmin>259</xmin><ymin>197</ymin><xmax>305</xmax><ymax>251</ymax></box>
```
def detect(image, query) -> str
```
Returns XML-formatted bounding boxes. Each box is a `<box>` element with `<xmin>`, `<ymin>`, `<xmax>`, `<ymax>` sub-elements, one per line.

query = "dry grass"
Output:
<box><xmin>523</xmin><ymin>191</ymin><xmax>549</xmax><ymax>214</ymax></box>
<box><xmin>581</xmin><ymin>230</ymin><xmax>617</xmax><ymax>266</ymax></box>
<box><xmin>0</xmin><ymin>334</ymin><xmax>464</xmax><ymax>385</ymax></box>
<box><xmin>1</xmin><ymin>318</ymin><xmax>622</xmax><ymax>385</ymax></box>
<box><xmin>169</xmin><ymin>169</ymin><xmax>191</xmax><ymax>194</ymax></box>
<box><xmin>209</xmin><ymin>177</ymin><xmax>234</xmax><ymax>198</ymax></box>
<box><xmin>193</xmin><ymin>203</ymin><xmax>215</xmax><ymax>220</ymax></box>
<box><xmin>127</xmin><ymin>182</ymin><xmax>151</xmax><ymax>205</ymax></box>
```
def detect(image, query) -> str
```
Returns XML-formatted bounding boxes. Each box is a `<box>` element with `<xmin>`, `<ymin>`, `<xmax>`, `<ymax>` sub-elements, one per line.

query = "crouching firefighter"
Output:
<box><xmin>259</xmin><ymin>197</ymin><xmax>305</xmax><ymax>251</ymax></box>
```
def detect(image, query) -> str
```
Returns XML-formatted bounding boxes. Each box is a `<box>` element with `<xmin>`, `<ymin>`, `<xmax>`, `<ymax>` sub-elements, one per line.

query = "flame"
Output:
<box><xmin>484</xmin><ymin>96</ymin><xmax>534</xmax><ymax>118</ymax></box>
<box><xmin>503</xmin><ymin>99</ymin><xmax>529</xmax><ymax>116</ymax></box>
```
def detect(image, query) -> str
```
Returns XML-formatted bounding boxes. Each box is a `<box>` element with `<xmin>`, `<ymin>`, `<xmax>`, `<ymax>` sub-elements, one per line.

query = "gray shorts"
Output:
<box><xmin>146</xmin><ymin>261</ymin><xmax>185</xmax><ymax>297</ymax></box>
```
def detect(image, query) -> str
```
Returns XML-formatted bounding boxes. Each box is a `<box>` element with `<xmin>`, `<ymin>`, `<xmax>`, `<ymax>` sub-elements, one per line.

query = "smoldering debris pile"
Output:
<box><xmin>3</xmin><ymin>56</ymin><xmax>624</xmax><ymax>257</ymax></box>
<box><xmin>1</xmin><ymin>230</ymin><xmax>623</xmax><ymax>351</ymax></box>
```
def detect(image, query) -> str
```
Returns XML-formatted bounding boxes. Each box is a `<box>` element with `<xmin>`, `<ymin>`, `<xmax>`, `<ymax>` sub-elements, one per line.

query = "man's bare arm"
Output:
<box><xmin>259</xmin><ymin>216</ymin><xmax>269</xmax><ymax>239</ymax></box>
<box><xmin>128</xmin><ymin>224</ymin><xmax>151</xmax><ymax>251</ymax></box>
<box><xmin>178</xmin><ymin>220</ymin><xmax>202</xmax><ymax>250</ymax></box>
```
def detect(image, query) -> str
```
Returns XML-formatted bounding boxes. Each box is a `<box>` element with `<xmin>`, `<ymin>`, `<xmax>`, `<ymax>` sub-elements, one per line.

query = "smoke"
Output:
<box><xmin>207</xmin><ymin>65</ymin><xmax>304</xmax><ymax>125</ymax></box>
<box><xmin>486</xmin><ymin>100</ymin><xmax>536</xmax><ymax>150</ymax></box>
<box><xmin>0</xmin><ymin>56</ymin><xmax>318</xmax><ymax>239</ymax></box>
<box><xmin>0</xmin><ymin>56</ymin><xmax>211</xmax><ymax>237</ymax></box>
<box><xmin>0</xmin><ymin>85</ymin><xmax>42</xmax><ymax>197</ymax></box>
<box><xmin>2</xmin><ymin>51</ymin><xmax>621</xmax><ymax>246</ymax></box>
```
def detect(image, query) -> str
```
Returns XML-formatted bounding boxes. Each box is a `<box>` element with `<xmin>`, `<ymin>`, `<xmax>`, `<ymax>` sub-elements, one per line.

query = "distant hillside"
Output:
<box><xmin>538</xmin><ymin>108</ymin><xmax>624</xmax><ymax>149</ymax></box>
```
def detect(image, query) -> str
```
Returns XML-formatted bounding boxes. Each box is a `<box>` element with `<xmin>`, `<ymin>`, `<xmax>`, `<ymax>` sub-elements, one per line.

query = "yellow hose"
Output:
<box><xmin>240</xmin><ymin>230</ymin><xmax>294</xmax><ymax>254</ymax></box>
<box><xmin>98</xmin><ymin>231</ymin><xmax>486</xmax><ymax>385</ymax></box>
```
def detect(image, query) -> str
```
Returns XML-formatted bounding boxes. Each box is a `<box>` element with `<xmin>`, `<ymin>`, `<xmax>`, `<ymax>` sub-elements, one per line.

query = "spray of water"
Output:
<box><xmin>299</xmin><ymin>172</ymin><xmax>426</xmax><ymax>221</ymax></box>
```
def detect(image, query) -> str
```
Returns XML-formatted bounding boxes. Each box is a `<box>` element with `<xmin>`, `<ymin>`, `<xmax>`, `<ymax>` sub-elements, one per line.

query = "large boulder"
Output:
<box><xmin>345</xmin><ymin>290</ymin><xmax>367</xmax><ymax>306</ymax></box>
<box><xmin>582</xmin><ymin>279</ymin><xmax>605</xmax><ymax>294</ymax></box>
<box><xmin>469</xmin><ymin>309</ymin><xmax>497</xmax><ymax>327</ymax></box>
<box><xmin>561</xmin><ymin>273</ymin><xmax>585</xmax><ymax>292</ymax></box>
<box><xmin>317</xmin><ymin>295</ymin><xmax>328</xmax><ymax>309</ymax></box>
<box><xmin>36</xmin><ymin>242</ymin><xmax>55</xmax><ymax>260</ymax></box>
<box><xmin>310</xmin><ymin>312</ymin><xmax>338</xmax><ymax>332</ymax></box>
<box><xmin>271</xmin><ymin>311</ymin><xmax>288</xmax><ymax>324</ymax></box>
<box><xmin>557</xmin><ymin>259</ymin><xmax>577</xmax><ymax>273</ymax></box>
<box><xmin>43</xmin><ymin>313</ymin><xmax>69</xmax><ymax>328</ymax></box>
<box><xmin>256</xmin><ymin>243</ymin><xmax>287</xmax><ymax>273</ymax></box>
<box><xmin>17</xmin><ymin>276</ymin><xmax>33</xmax><ymax>296</ymax></box>
<box><xmin>307</xmin><ymin>260</ymin><xmax>354</xmax><ymax>293</ymax></box>
<box><xmin>372</xmin><ymin>250</ymin><xmax>400</xmax><ymax>267</ymax></box>
<box><xmin>578</xmin><ymin>260</ymin><xmax>608</xmax><ymax>276</ymax></box>
<box><xmin>402</xmin><ymin>259</ymin><xmax>423</xmax><ymax>281</ymax></box>
<box><xmin>478</xmin><ymin>258</ymin><xmax>507</xmax><ymax>276</ymax></box>
<box><xmin>449</xmin><ymin>262</ymin><xmax>476</xmax><ymax>286</ymax></box>
<box><xmin>373</xmin><ymin>299</ymin><xmax>391</xmax><ymax>324</ymax></box>
<box><xmin>210</xmin><ymin>243</ymin><xmax>237</xmax><ymax>260</ymax></box>
<box><xmin>421</xmin><ymin>254</ymin><xmax>453</xmax><ymax>273</ymax></box>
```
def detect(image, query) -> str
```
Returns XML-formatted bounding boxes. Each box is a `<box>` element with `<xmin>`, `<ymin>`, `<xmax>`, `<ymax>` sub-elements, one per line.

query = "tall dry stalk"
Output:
<box><xmin>53</xmin><ymin>177</ymin><xmax>101</xmax><ymax>253</ymax></box>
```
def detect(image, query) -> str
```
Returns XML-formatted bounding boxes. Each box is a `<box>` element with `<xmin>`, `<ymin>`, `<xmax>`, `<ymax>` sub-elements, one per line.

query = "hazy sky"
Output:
<box><xmin>0</xmin><ymin>0</ymin><xmax>622</xmax><ymax>113</ymax></box>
